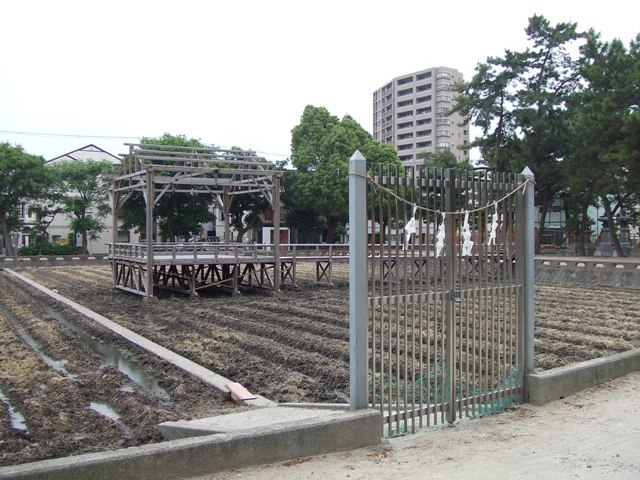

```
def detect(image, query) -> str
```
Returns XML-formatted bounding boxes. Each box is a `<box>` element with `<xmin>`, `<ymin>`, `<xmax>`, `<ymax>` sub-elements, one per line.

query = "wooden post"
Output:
<box><xmin>273</xmin><ymin>173</ymin><xmax>281</xmax><ymax>292</ymax></box>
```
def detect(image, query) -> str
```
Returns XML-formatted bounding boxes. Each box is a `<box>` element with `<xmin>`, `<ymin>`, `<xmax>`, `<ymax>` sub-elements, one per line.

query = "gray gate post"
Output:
<box><xmin>349</xmin><ymin>150</ymin><xmax>368</xmax><ymax>410</ymax></box>
<box><xmin>522</xmin><ymin>167</ymin><xmax>536</xmax><ymax>400</ymax></box>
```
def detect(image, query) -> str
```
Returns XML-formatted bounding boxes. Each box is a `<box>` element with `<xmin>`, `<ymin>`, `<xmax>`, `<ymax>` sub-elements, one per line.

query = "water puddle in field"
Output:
<box><xmin>89</xmin><ymin>402</ymin><xmax>133</xmax><ymax>437</ymax></box>
<box><xmin>89</xmin><ymin>401</ymin><xmax>121</xmax><ymax>421</ymax></box>
<box><xmin>0</xmin><ymin>305</ymin><xmax>75</xmax><ymax>377</ymax></box>
<box><xmin>0</xmin><ymin>387</ymin><xmax>28</xmax><ymax>433</ymax></box>
<box><xmin>3</xmin><ymin>279</ymin><xmax>170</xmax><ymax>402</ymax></box>
<box><xmin>41</xmin><ymin>305</ymin><xmax>171</xmax><ymax>403</ymax></box>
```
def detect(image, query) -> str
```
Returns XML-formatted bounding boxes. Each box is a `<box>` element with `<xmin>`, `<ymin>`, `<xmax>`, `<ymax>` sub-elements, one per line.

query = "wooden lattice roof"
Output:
<box><xmin>112</xmin><ymin>143</ymin><xmax>277</xmax><ymax>202</ymax></box>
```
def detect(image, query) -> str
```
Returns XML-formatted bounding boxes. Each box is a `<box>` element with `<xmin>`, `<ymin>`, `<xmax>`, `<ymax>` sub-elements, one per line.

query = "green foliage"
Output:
<box><xmin>289</xmin><ymin>105</ymin><xmax>401</xmax><ymax>242</ymax></box>
<box><xmin>452</xmin><ymin>15</ymin><xmax>585</xmax><ymax>251</ymax></box>
<box><xmin>566</xmin><ymin>31</ymin><xmax>640</xmax><ymax>254</ymax></box>
<box><xmin>0</xmin><ymin>142</ymin><xmax>48</xmax><ymax>255</ymax></box>
<box><xmin>125</xmin><ymin>133</ymin><xmax>214</xmax><ymax>242</ymax></box>
<box><xmin>18</xmin><ymin>240</ymin><xmax>75</xmax><ymax>256</ymax></box>
<box><xmin>47</xmin><ymin>158</ymin><xmax>115</xmax><ymax>253</ymax></box>
<box><xmin>228</xmin><ymin>191</ymin><xmax>270</xmax><ymax>243</ymax></box>
<box><xmin>419</xmin><ymin>149</ymin><xmax>473</xmax><ymax>170</ymax></box>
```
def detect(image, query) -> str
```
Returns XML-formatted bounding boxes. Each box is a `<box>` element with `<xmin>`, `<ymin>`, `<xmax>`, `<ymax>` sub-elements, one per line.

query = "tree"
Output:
<box><xmin>567</xmin><ymin>31</ymin><xmax>640</xmax><ymax>256</ymax></box>
<box><xmin>289</xmin><ymin>105</ymin><xmax>401</xmax><ymax>242</ymax></box>
<box><xmin>120</xmin><ymin>133</ymin><xmax>214</xmax><ymax>242</ymax></box>
<box><xmin>453</xmin><ymin>15</ymin><xmax>583</xmax><ymax>252</ymax></box>
<box><xmin>0</xmin><ymin>143</ymin><xmax>48</xmax><ymax>256</ymax></box>
<box><xmin>48</xmin><ymin>159</ymin><xmax>116</xmax><ymax>254</ymax></box>
<box><xmin>419</xmin><ymin>149</ymin><xmax>473</xmax><ymax>170</ymax></box>
<box><xmin>228</xmin><ymin>191</ymin><xmax>270</xmax><ymax>243</ymax></box>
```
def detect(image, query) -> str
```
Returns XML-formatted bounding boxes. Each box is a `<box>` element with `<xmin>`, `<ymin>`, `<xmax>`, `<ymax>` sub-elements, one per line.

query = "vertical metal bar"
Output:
<box><xmin>349</xmin><ymin>151</ymin><xmax>368</xmax><ymax>411</ymax></box>
<box><xmin>385</xmin><ymin>165</ymin><xmax>394</xmax><ymax>432</ymax></box>
<box><xmin>417</xmin><ymin>167</ymin><xmax>424</xmax><ymax>429</ymax></box>
<box><xmin>378</xmin><ymin>164</ymin><xmax>388</xmax><ymax>432</ymax></box>
<box><xmin>491</xmin><ymin>173</ymin><xmax>498</xmax><ymax>408</ymax></box>
<box><xmin>407</xmin><ymin>166</ymin><xmax>416</xmax><ymax>433</ymax></box>
<box><xmin>369</xmin><ymin>167</ymin><xmax>378</xmax><ymax>413</ymax></box>
<box><xmin>462</xmin><ymin>172</ymin><xmax>470</xmax><ymax>418</ymax></box>
<box><xmin>507</xmin><ymin>173</ymin><xmax>516</xmax><ymax>404</ymax></box>
<box><xmin>425</xmin><ymin>168</ymin><xmax>432</xmax><ymax>426</ymax></box>
<box><xmin>497</xmin><ymin>174</ymin><xmax>505</xmax><ymax>405</ymax></box>
<box><xmin>481</xmin><ymin>175</ymin><xmax>489</xmax><ymax>411</ymax></box>
<box><xmin>431</xmin><ymin>172</ymin><xmax>439</xmax><ymax>425</ymax></box>
<box><xmin>393</xmin><ymin>165</ymin><xmax>402</xmax><ymax>433</ymax></box>
<box><xmin>470</xmin><ymin>172</ymin><xmax>478</xmax><ymax>417</ymax></box>
<box><xmin>444</xmin><ymin>169</ymin><xmax>456</xmax><ymax>424</ymax></box>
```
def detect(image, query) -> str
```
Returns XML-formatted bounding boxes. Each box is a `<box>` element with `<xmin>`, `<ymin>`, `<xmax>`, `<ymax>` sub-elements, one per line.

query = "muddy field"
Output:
<box><xmin>1</xmin><ymin>264</ymin><xmax>639</xmax><ymax>467</ymax></box>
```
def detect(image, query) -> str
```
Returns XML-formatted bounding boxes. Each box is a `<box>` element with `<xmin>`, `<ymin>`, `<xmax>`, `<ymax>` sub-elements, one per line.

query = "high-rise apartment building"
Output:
<box><xmin>373</xmin><ymin>66</ymin><xmax>469</xmax><ymax>166</ymax></box>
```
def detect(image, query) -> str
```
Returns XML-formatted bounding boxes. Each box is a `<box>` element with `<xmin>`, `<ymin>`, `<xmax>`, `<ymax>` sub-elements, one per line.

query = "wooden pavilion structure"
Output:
<box><xmin>109</xmin><ymin>143</ymin><xmax>282</xmax><ymax>297</ymax></box>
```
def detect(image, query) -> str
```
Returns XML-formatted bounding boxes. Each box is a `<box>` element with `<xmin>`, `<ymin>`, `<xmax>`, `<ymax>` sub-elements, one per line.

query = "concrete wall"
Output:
<box><xmin>528</xmin><ymin>349</ymin><xmax>640</xmax><ymax>405</ymax></box>
<box><xmin>0</xmin><ymin>409</ymin><xmax>381</xmax><ymax>480</ymax></box>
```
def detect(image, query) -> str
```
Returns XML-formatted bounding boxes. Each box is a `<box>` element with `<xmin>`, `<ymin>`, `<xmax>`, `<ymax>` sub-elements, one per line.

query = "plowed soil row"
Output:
<box><xmin>1</xmin><ymin>265</ymin><xmax>639</xmax><ymax>467</ymax></box>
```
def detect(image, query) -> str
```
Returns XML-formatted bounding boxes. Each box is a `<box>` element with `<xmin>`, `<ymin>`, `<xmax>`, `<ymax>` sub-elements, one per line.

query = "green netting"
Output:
<box><xmin>372</xmin><ymin>363</ymin><xmax>521</xmax><ymax>436</ymax></box>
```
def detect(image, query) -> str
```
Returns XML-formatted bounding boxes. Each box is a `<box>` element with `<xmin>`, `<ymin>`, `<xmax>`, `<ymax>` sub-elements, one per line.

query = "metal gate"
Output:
<box><xmin>359</xmin><ymin>162</ymin><xmax>532</xmax><ymax>436</ymax></box>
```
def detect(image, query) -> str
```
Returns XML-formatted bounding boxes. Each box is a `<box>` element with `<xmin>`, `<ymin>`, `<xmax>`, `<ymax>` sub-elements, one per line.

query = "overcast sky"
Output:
<box><xmin>1</xmin><ymin>0</ymin><xmax>638</xmax><ymax>162</ymax></box>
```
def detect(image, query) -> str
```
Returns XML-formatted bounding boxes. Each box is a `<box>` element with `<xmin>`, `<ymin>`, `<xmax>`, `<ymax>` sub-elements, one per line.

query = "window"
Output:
<box><xmin>397</xmin><ymin>110</ymin><xmax>413</xmax><ymax>119</ymax></box>
<box><xmin>436</xmin><ymin>72</ymin><xmax>451</xmax><ymax>79</ymax></box>
<box><xmin>436</xmin><ymin>118</ymin><xmax>452</xmax><ymax>125</ymax></box>
<box><xmin>398</xmin><ymin>87</ymin><xmax>413</xmax><ymax>96</ymax></box>
<box><xmin>416</xmin><ymin>72</ymin><xmax>432</xmax><ymax>81</ymax></box>
<box><xmin>397</xmin><ymin>99</ymin><xmax>413</xmax><ymax>108</ymax></box>
<box><xmin>436</xmin><ymin>107</ymin><xmax>450</xmax><ymax>114</ymax></box>
<box><xmin>397</xmin><ymin>76</ymin><xmax>414</xmax><ymax>86</ymax></box>
<box><xmin>436</xmin><ymin>142</ymin><xmax>451</xmax><ymax>148</ymax></box>
<box><xmin>436</xmin><ymin>130</ymin><xmax>452</xmax><ymax>137</ymax></box>
<box><xmin>416</xmin><ymin>83</ymin><xmax>432</xmax><ymax>92</ymax></box>
<box><xmin>416</xmin><ymin>129</ymin><xmax>432</xmax><ymax>137</ymax></box>
<box><xmin>397</xmin><ymin>133</ymin><xmax>414</xmax><ymax>140</ymax></box>
<box><xmin>416</xmin><ymin>95</ymin><xmax>432</xmax><ymax>104</ymax></box>
<box><xmin>397</xmin><ymin>143</ymin><xmax>414</xmax><ymax>151</ymax></box>
<box><xmin>416</xmin><ymin>118</ymin><xmax>432</xmax><ymax>126</ymax></box>
<box><xmin>398</xmin><ymin>121</ymin><xmax>414</xmax><ymax>129</ymax></box>
<box><xmin>416</xmin><ymin>141</ymin><xmax>432</xmax><ymax>148</ymax></box>
<box><xmin>436</xmin><ymin>95</ymin><xmax>452</xmax><ymax>102</ymax></box>
<box><xmin>416</xmin><ymin>107</ymin><xmax>432</xmax><ymax>115</ymax></box>
<box><xmin>399</xmin><ymin>154</ymin><xmax>414</xmax><ymax>161</ymax></box>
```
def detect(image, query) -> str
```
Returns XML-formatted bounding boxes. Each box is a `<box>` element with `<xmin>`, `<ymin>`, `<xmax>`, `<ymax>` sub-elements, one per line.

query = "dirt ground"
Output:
<box><xmin>1</xmin><ymin>264</ymin><xmax>639</xmax><ymax>467</ymax></box>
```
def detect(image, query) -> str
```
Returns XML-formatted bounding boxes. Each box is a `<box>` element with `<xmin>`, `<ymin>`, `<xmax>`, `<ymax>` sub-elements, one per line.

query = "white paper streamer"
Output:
<box><xmin>403</xmin><ymin>204</ymin><xmax>418</xmax><ymax>249</ymax></box>
<box><xmin>461</xmin><ymin>211</ymin><xmax>474</xmax><ymax>256</ymax></box>
<box><xmin>435</xmin><ymin>213</ymin><xmax>446</xmax><ymax>258</ymax></box>
<box><xmin>487</xmin><ymin>205</ymin><xmax>499</xmax><ymax>246</ymax></box>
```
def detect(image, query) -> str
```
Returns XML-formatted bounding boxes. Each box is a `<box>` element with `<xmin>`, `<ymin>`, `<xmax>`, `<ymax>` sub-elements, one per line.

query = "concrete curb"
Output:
<box><xmin>527</xmin><ymin>348</ymin><xmax>640</xmax><ymax>404</ymax></box>
<box><xmin>0</xmin><ymin>408</ymin><xmax>381</xmax><ymax>480</ymax></box>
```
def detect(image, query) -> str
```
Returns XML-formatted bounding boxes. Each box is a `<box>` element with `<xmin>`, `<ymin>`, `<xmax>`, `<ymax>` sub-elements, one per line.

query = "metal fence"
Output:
<box><xmin>348</xmin><ymin>152</ymin><xmax>535</xmax><ymax>436</ymax></box>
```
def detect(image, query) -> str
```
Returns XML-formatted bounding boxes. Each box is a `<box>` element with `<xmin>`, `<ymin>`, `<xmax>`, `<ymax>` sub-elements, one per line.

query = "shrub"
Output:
<box><xmin>18</xmin><ymin>241</ymin><xmax>76</xmax><ymax>256</ymax></box>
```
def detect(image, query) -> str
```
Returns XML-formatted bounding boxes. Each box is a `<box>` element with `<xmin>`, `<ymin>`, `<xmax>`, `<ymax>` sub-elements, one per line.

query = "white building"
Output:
<box><xmin>19</xmin><ymin>144</ymin><xmax>139</xmax><ymax>254</ymax></box>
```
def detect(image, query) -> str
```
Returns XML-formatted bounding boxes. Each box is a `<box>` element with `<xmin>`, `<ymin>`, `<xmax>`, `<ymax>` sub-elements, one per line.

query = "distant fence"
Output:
<box><xmin>535</xmin><ymin>256</ymin><xmax>640</xmax><ymax>288</ymax></box>
<box><xmin>0</xmin><ymin>254</ymin><xmax>110</xmax><ymax>267</ymax></box>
